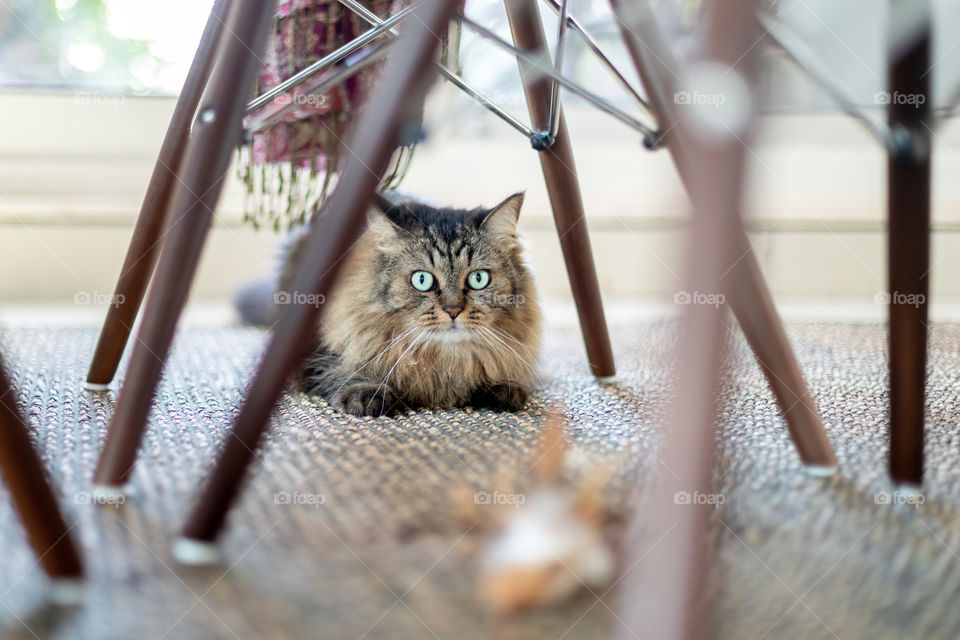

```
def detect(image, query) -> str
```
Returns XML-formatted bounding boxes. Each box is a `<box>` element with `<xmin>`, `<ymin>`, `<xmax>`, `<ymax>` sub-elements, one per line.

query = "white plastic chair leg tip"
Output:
<box><xmin>595</xmin><ymin>375</ymin><xmax>619</xmax><ymax>385</ymax></box>
<box><xmin>50</xmin><ymin>578</ymin><xmax>85</xmax><ymax>605</ymax></box>
<box><xmin>84</xmin><ymin>381</ymin><xmax>110</xmax><ymax>392</ymax></box>
<box><xmin>805</xmin><ymin>465</ymin><xmax>837</xmax><ymax>477</ymax></box>
<box><xmin>895</xmin><ymin>483</ymin><xmax>923</xmax><ymax>497</ymax></box>
<box><xmin>172</xmin><ymin>537</ymin><xmax>220</xmax><ymax>566</ymax></box>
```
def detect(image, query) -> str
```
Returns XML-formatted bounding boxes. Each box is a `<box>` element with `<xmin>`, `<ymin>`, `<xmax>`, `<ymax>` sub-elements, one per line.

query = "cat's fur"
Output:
<box><xmin>279</xmin><ymin>193</ymin><xmax>541</xmax><ymax>416</ymax></box>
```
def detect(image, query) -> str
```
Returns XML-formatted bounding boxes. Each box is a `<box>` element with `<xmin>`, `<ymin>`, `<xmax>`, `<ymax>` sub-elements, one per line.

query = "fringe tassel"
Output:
<box><xmin>236</xmin><ymin>143</ymin><xmax>415</xmax><ymax>232</ymax></box>
<box><xmin>237</xmin><ymin>0</ymin><xmax>447</xmax><ymax>232</ymax></box>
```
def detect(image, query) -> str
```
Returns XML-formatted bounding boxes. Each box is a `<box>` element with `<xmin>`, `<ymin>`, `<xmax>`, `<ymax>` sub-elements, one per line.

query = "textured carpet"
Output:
<box><xmin>0</xmin><ymin>320</ymin><xmax>959</xmax><ymax>639</ymax></box>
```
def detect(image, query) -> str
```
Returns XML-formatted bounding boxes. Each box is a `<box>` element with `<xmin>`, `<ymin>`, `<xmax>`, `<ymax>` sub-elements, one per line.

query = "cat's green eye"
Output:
<box><xmin>467</xmin><ymin>269</ymin><xmax>491</xmax><ymax>290</ymax></box>
<box><xmin>410</xmin><ymin>270</ymin><xmax>435</xmax><ymax>292</ymax></box>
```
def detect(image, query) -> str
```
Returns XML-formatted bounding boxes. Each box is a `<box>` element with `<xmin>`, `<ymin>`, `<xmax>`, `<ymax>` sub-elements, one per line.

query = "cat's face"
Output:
<box><xmin>369</xmin><ymin>193</ymin><xmax>530</xmax><ymax>345</ymax></box>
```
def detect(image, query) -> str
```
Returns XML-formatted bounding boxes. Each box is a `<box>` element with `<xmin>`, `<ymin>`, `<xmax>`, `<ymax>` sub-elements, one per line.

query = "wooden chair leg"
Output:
<box><xmin>173</xmin><ymin>0</ymin><xmax>462</xmax><ymax>561</ymax></box>
<box><xmin>610</xmin><ymin>0</ymin><xmax>836</xmax><ymax>470</ymax></box>
<box><xmin>84</xmin><ymin>0</ymin><xmax>232</xmax><ymax>390</ymax></box>
<box><xmin>611</xmin><ymin>0</ymin><xmax>759</xmax><ymax>637</ymax></box>
<box><xmin>92</xmin><ymin>0</ymin><xmax>276</xmax><ymax>491</ymax></box>
<box><xmin>504</xmin><ymin>0</ymin><xmax>616</xmax><ymax>380</ymax></box>
<box><xmin>727</xmin><ymin>228</ymin><xmax>837</xmax><ymax>469</ymax></box>
<box><xmin>0</xmin><ymin>358</ymin><xmax>84</xmax><ymax>586</ymax></box>
<box><xmin>888</xmin><ymin>3</ymin><xmax>931</xmax><ymax>487</ymax></box>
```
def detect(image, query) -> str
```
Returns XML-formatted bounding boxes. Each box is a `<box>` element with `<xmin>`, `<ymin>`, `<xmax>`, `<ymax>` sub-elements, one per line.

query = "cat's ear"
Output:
<box><xmin>368</xmin><ymin>194</ymin><xmax>417</xmax><ymax>249</ymax></box>
<box><xmin>480</xmin><ymin>192</ymin><xmax>524</xmax><ymax>236</ymax></box>
<box><xmin>367</xmin><ymin>193</ymin><xmax>403</xmax><ymax>243</ymax></box>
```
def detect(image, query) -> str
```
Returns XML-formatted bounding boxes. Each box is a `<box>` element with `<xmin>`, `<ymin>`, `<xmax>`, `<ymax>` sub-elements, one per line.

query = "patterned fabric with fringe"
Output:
<box><xmin>238</xmin><ymin>0</ymin><xmax>415</xmax><ymax>231</ymax></box>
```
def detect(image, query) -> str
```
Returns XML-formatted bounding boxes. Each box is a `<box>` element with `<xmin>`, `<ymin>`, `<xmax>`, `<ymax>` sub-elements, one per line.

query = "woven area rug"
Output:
<box><xmin>1</xmin><ymin>319</ymin><xmax>960</xmax><ymax>639</ymax></box>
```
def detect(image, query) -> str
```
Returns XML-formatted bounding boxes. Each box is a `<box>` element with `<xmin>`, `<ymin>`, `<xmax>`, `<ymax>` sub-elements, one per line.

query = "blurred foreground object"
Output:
<box><xmin>466</xmin><ymin>408</ymin><xmax>615</xmax><ymax>614</ymax></box>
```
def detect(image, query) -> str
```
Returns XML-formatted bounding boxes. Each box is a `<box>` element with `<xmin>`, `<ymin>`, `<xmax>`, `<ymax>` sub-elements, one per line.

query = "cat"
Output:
<box><xmin>277</xmin><ymin>192</ymin><xmax>542</xmax><ymax>416</ymax></box>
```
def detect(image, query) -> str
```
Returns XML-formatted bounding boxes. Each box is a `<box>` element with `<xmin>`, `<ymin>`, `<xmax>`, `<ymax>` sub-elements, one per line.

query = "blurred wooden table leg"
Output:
<box><xmin>610</xmin><ymin>0</ymin><xmax>760</xmax><ymax>637</ymax></box>
<box><xmin>611</xmin><ymin>0</ymin><xmax>835</xmax><ymax>470</ymax></box>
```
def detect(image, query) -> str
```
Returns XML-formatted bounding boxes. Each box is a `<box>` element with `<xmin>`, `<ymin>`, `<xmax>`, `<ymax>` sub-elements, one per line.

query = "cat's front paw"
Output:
<box><xmin>333</xmin><ymin>383</ymin><xmax>398</xmax><ymax>416</ymax></box>
<box><xmin>470</xmin><ymin>383</ymin><xmax>530</xmax><ymax>412</ymax></box>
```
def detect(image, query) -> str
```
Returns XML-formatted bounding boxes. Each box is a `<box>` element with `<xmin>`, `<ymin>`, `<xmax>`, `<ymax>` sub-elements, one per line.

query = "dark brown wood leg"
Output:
<box><xmin>611</xmin><ymin>0</ymin><xmax>759</xmax><ymax>637</ymax></box>
<box><xmin>92</xmin><ymin>0</ymin><xmax>276</xmax><ymax>490</ymax></box>
<box><xmin>174</xmin><ymin>0</ymin><xmax>461</xmax><ymax>558</ymax></box>
<box><xmin>888</xmin><ymin>2</ymin><xmax>931</xmax><ymax>487</ymax></box>
<box><xmin>504</xmin><ymin>0</ymin><xmax>616</xmax><ymax>380</ymax></box>
<box><xmin>610</xmin><ymin>0</ymin><xmax>836</xmax><ymax>469</ymax></box>
<box><xmin>727</xmin><ymin>229</ymin><xmax>837</xmax><ymax>469</ymax></box>
<box><xmin>85</xmin><ymin>0</ymin><xmax>232</xmax><ymax>390</ymax></box>
<box><xmin>0</xmin><ymin>358</ymin><xmax>83</xmax><ymax>584</ymax></box>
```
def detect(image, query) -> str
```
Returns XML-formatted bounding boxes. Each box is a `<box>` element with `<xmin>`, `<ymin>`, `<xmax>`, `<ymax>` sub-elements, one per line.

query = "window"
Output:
<box><xmin>0</xmin><ymin>0</ymin><xmax>212</xmax><ymax>95</ymax></box>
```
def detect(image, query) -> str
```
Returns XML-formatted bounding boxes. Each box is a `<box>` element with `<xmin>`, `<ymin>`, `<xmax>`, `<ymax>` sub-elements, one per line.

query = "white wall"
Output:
<box><xmin>4</xmin><ymin>87</ymin><xmax>960</xmax><ymax>307</ymax></box>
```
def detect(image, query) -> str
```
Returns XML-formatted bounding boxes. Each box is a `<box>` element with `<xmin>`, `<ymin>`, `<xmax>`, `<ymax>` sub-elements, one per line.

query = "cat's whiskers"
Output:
<box><xmin>474</xmin><ymin>328</ymin><xmax>513</xmax><ymax>378</ymax></box>
<box><xmin>330</xmin><ymin>325</ymin><xmax>421</xmax><ymax>399</ymax></box>
<box><xmin>477</xmin><ymin>326</ymin><xmax>537</xmax><ymax>377</ymax></box>
<box><xmin>483</xmin><ymin>324</ymin><xmax>534</xmax><ymax>356</ymax></box>
<box><xmin>486</xmin><ymin>325</ymin><xmax>537</xmax><ymax>356</ymax></box>
<box><xmin>374</xmin><ymin>330</ymin><xmax>427</xmax><ymax>400</ymax></box>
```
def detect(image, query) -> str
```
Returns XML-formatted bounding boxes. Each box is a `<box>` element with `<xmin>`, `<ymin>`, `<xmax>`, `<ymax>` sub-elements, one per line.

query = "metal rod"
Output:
<box><xmin>337</xmin><ymin>0</ymin><xmax>534</xmax><ymax>137</ymax></box>
<box><xmin>541</xmin><ymin>0</ymin><xmax>652</xmax><ymax>113</ymax></box>
<box><xmin>246</xmin><ymin>0</ymin><xmax>657</xmax><ymax>146</ymax></box>
<box><xmin>337</xmin><ymin>0</ymin><xmax>400</xmax><ymax>31</ymax></box>
<box><xmin>440</xmin><ymin>64</ymin><xmax>535</xmax><ymax>136</ymax></box>
<box><xmin>758</xmin><ymin>11</ymin><xmax>892</xmax><ymax>149</ymax></box>
<box><xmin>245</xmin><ymin>3</ymin><xmax>419</xmax><ymax>114</ymax></box>
<box><xmin>547</xmin><ymin>0</ymin><xmax>570</xmax><ymax>140</ymax></box>
<box><xmin>459</xmin><ymin>14</ymin><xmax>660</xmax><ymax>146</ymax></box>
<box><xmin>244</xmin><ymin>39</ymin><xmax>397</xmax><ymax>134</ymax></box>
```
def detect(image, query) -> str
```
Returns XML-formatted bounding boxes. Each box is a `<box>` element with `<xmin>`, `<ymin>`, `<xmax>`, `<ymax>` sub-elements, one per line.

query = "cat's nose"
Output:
<box><xmin>443</xmin><ymin>305</ymin><xmax>463</xmax><ymax>320</ymax></box>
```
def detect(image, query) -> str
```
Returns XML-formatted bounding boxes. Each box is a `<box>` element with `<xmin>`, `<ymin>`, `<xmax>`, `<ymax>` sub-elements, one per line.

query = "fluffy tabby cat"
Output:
<box><xmin>279</xmin><ymin>193</ymin><xmax>541</xmax><ymax>416</ymax></box>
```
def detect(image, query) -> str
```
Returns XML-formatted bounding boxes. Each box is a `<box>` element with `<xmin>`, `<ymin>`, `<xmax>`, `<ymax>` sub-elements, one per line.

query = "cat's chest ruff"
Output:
<box><xmin>404</xmin><ymin>341</ymin><xmax>484</xmax><ymax>377</ymax></box>
<box><xmin>393</xmin><ymin>340</ymin><xmax>495</xmax><ymax>383</ymax></box>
